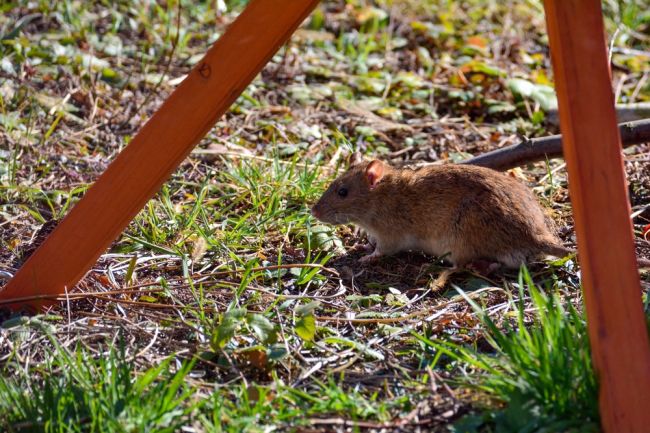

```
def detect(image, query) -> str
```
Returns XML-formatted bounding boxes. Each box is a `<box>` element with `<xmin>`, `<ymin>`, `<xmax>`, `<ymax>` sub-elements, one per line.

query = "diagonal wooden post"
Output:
<box><xmin>1</xmin><ymin>0</ymin><xmax>321</xmax><ymax>310</ymax></box>
<box><xmin>543</xmin><ymin>1</ymin><xmax>650</xmax><ymax>431</ymax></box>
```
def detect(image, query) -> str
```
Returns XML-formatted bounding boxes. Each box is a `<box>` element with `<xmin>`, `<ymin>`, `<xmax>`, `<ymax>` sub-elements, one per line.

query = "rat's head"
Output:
<box><xmin>311</xmin><ymin>157</ymin><xmax>387</xmax><ymax>225</ymax></box>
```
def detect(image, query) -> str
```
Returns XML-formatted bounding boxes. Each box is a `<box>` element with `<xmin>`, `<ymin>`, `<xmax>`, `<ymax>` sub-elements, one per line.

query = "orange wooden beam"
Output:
<box><xmin>1</xmin><ymin>0</ymin><xmax>321</xmax><ymax>310</ymax></box>
<box><xmin>543</xmin><ymin>1</ymin><xmax>650</xmax><ymax>431</ymax></box>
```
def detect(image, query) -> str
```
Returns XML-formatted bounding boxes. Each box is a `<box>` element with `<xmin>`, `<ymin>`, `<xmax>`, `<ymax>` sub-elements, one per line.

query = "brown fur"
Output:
<box><xmin>311</xmin><ymin>160</ymin><xmax>568</xmax><ymax>268</ymax></box>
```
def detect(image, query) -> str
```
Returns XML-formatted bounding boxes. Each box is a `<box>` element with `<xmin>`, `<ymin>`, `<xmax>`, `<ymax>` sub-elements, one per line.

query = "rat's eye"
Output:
<box><xmin>337</xmin><ymin>187</ymin><xmax>348</xmax><ymax>198</ymax></box>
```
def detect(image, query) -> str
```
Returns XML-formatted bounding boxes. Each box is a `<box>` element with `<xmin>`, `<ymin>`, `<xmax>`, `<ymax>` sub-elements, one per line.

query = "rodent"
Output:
<box><xmin>311</xmin><ymin>157</ymin><xmax>574</xmax><ymax>269</ymax></box>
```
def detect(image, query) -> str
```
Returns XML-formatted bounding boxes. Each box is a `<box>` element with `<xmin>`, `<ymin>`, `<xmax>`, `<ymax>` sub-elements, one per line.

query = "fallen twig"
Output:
<box><xmin>546</xmin><ymin>103</ymin><xmax>650</xmax><ymax>126</ymax></box>
<box><xmin>462</xmin><ymin>118</ymin><xmax>650</xmax><ymax>171</ymax></box>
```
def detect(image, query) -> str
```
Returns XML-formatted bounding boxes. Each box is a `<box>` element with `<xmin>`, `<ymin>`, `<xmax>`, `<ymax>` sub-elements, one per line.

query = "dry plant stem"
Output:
<box><xmin>308</xmin><ymin>417</ymin><xmax>435</xmax><ymax>429</ymax></box>
<box><xmin>314</xmin><ymin>309</ymin><xmax>439</xmax><ymax>324</ymax></box>
<box><xmin>181</xmin><ymin>263</ymin><xmax>339</xmax><ymax>279</ymax></box>
<box><xmin>0</xmin><ymin>263</ymin><xmax>339</xmax><ymax>306</ymax></box>
<box><xmin>462</xmin><ymin>118</ymin><xmax>650</xmax><ymax>171</ymax></box>
<box><xmin>315</xmin><ymin>288</ymin><xmax>502</xmax><ymax>324</ymax></box>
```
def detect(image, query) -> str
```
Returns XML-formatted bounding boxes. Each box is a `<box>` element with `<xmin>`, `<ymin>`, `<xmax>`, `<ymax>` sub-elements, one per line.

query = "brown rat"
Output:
<box><xmin>311</xmin><ymin>158</ymin><xmax>570</xmax><ymax>269</ymax></box>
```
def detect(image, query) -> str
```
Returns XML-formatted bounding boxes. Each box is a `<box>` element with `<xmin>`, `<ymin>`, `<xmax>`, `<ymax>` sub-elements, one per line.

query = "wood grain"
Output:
<box><xmin>1</xmin><ymin>0</ymin><xmax>321</xmax><ymax>310</ymax></box>
<box><xmin>543</xmin><ymin>1</ymin><xmax>650</xmax><ymax>431</ymax></box>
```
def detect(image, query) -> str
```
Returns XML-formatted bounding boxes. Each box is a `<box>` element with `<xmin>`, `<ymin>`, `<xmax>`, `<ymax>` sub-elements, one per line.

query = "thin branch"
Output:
<box><xmin>461</xmin><ymin>118</ymin><xmax>650</xmax><ymax>171</ymax></box>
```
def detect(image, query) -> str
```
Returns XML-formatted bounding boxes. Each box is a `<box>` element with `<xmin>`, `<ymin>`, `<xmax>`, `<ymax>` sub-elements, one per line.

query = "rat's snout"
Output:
<box><xmin>311</xmin><ymin>194</ymin><xmax>346</xmax><ymax>224</ymax></box>
<box><xmin>311</xmin><ymin>202</ymin><xmax>340</xmax><ymax>224</ymax></box>
<box><xmin>311</xmin><ymin>203</ymin><xmax>322</xmax><ymax>219</ymax></box>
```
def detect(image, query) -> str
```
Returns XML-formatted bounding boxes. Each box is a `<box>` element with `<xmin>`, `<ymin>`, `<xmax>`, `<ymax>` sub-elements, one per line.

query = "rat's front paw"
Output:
<box><xmin>359</xmin><ymin>250</ymin><xmax>382</xmax><ymax>264</ymax></box>
<box><xmin>350</xmin><ymin>242</ymin><xmax>374</xmax><ymax>254</ymax></box>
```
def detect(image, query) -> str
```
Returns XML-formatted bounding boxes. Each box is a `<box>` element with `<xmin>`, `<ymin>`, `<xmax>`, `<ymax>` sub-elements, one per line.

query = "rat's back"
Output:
<box><xmin>409</xmin><ymin>164</ymin><xmax>564</xmax><ymax>267</ymax></box>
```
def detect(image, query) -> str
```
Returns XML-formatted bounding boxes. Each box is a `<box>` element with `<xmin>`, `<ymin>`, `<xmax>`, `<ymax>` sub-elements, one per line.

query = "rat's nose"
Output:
<box><xmin>311</xmin><ymin>205</ymin><xmax>320</xmax><ymax>219</ymax></box>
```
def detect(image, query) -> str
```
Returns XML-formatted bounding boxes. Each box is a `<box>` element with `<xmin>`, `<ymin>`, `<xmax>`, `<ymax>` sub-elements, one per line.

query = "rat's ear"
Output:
<box><xmin>348</xmin><ymin>151</ymin><xmax>364</xmax><ymax>166</ymax></box>
<box><xmin>365</xmin><ymin>160</ymin><xmax>385</xmax><ymax>189</ymax></box>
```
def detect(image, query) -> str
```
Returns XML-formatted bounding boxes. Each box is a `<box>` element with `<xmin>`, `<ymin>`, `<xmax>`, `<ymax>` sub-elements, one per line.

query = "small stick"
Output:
<box><xmin>461</xmin><ymin>118</ymin><xmax>650</xmax><ymax>171</ymax></box>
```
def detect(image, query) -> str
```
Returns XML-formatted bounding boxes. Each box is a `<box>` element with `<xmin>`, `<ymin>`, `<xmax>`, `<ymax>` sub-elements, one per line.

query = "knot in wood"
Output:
<box><xmin>198</xmin><ymin>62</ymin><xmax>211</xmax><ymax>79</ymax></box>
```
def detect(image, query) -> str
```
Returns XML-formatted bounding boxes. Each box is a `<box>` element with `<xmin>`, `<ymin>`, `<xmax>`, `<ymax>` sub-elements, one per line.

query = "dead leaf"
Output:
<box><xmin>240</xmin><ymin>349</ymin><xmax>269</xmax><ymax>370</ymax></box>
<box><xmin>336</xmin><ymin>98</ymin><xmax>413</xmax><ymax>133</ymax></box>
<box><xmin>191</xmin><ymin>236</ymin><xmax>208</xmax><ymax>263</ymax></box>
<box><xmin>466</xmin><ymin>35</ymin><xmax>488</xmax><ymax>49</ymax></box>
<box><xmin>192</xmin><ymin>141</ymin><xmax>254</xmax><ymax>163</ymax></box>
<box><xmin>293</xmin><ymin>29</ymin><xmax>335</xmax><ymax>43</ymax></box>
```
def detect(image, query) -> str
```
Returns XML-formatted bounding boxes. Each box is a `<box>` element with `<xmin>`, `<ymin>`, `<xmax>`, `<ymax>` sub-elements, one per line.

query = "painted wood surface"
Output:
<box><xmin>1</xmin><ymin>0</ymin><xmax>321</xmax><ymax>310</ymax></box>
<box><xmin>543</xmin><ymin>1</ymin><xmax>650</xmax><ymax>431</ymax></box>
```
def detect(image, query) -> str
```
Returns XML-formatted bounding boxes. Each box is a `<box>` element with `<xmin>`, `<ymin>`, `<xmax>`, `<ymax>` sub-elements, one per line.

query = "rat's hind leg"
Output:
<box><xmin>451</xmin><ymin>251</ymin><xmax>502</xmax><ymax>276</ymax></box>
<box><xmin>495</xmin><ymin>250</ymin><xmax>528</xmax><ymax>269</ymax></box>
<box><xmin>429</xmin><ymin>267</ymin><xmax>459</xmax><ymax>291</ymax></box>
<box><xmin>427</xmin><ymin>252</ymin><xmax>468</xmax><ymax>291</ymax></box>
<box><xmin>428</xmin><ymin>254</ymin><xmax>487</xmax><ymax>290</ymax></box>
<box><xmin>465</xmin><ymin>259</ymin><xmax>502</xmax><ymax>275</ymax></box>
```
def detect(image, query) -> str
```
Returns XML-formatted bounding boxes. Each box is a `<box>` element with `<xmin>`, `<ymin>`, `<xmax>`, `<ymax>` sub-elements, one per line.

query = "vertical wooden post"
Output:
<box><xmin>0</xmin><ymin>0</ymin><xmax>321</xmax><ymax>310</ymax></box>
<box><xmin>543</xmin><ymin>1</ymin><xmax>650</xmax><ymax>431</ymax></box>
